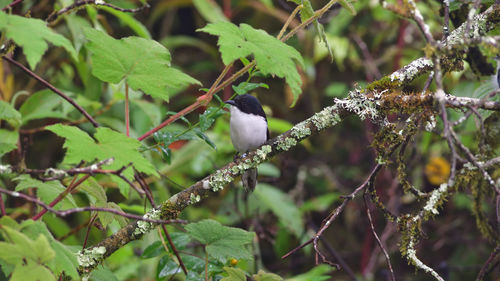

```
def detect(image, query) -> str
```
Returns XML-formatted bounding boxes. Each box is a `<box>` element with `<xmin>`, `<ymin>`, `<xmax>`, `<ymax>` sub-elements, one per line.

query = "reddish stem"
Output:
<box><xmin>393</xmin><ymin>20</ymin><xmax>408</xmax><ymax>71</ymax></box>
<box><xmin>82</xmin><ymin>214</ymin><xmax>98</xmax><ymax>250</ymax></box>
<box><xmin>1</xmin><ymin>0</ymin><xmax>22</xmax><ymax>11</ymax></box>
<box><xmin>32</xmin><ymin>174</ymin><xmax>90</xmax><ymax>220</ymax></box>
<box><xmin>0</xmin><ymin>193</ymin><xmax>6</xmax><ymax>216</ymax></box>
<box><xmin>137</xmin><ymin>100</ymin><xmax>202</xmax><ymax>141</ymax></box>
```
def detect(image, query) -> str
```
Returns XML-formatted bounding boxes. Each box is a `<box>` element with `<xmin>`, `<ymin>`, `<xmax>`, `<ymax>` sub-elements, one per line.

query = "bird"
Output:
<box><xmin>225</xmin><ymin>94</ymin><xmax>269</xmax><ymax>191</ymax></box>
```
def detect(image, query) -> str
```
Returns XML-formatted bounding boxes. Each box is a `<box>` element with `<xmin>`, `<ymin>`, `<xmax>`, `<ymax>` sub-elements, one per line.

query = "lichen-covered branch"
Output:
<box><xmin>366</xmin><ymin>3</ymin><xmax>500</xmax><ymax>91</ymax></box>
<box><xmin>76</xmin><ymin>4</ymin><xmax>500</xmax><ymax>275</ymax></box>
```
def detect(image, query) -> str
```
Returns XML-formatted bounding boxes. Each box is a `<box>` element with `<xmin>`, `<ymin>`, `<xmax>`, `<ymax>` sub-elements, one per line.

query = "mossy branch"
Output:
<box><xmin>77</xmin><ymin>4</ymin><xmax>500</xmax><ymax>275</ymax></box>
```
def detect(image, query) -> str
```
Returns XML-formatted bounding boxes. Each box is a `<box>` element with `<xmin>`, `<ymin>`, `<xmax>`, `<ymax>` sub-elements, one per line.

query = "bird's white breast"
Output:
<box><xmin>229</xmin><ymin>106</ymin><xmax>268</xmax><ymax>153</ymax></box>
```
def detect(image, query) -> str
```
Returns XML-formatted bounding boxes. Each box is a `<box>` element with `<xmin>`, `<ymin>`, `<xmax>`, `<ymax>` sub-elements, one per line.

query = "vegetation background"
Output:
<box><xmin>0</xmin><ymin>0</ymin><xmax>499</xmax><ymax>280</ymax></box>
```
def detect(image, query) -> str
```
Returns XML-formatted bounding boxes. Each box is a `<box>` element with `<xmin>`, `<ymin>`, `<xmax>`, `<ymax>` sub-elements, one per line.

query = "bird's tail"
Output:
<box><xmin>242</xmin><ymin>168</ymin><xmax>257</xmax><ymax>192</ymax></box>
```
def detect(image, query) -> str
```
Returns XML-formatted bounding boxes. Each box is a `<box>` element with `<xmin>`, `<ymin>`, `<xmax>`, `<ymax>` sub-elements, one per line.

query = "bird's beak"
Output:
<box><xmin>225</xmin><ymin>100</ymin><xmax>236</xmax><ymax>106</ymax></box>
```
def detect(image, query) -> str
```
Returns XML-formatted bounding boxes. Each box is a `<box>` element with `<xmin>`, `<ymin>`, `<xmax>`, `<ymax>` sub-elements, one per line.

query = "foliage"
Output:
<box><xmin>84</xmin><ymin>28</ymin><xmax>200</xmax><ymax>101</ymax></box>
<box><xmin>199</xmin><ymin>21</ymin><xmax>304</xmax><ymax>106</ymax></box>
<box><xmin>0</xmin><ymin>0</ymin><xmax>499</xmax><ymax>280</ymax></box>
<box><xmin>0</xmin><ymin>13</ymin><xmax>77</xmax><ymax>69</ymax></box>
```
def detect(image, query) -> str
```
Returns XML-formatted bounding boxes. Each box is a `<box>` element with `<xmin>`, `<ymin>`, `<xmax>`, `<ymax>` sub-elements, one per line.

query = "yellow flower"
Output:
<box><xmin>425</xmin><ymin>157</ymin><xmax>451</xmax><ymax>185</ymax></box>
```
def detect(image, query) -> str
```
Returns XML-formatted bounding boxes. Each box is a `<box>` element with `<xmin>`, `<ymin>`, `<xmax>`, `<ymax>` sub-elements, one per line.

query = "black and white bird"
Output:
<box><xmin>225</xmin><ymin>94</ymin><xmax>269</xmax><ymax>191</ymax></box>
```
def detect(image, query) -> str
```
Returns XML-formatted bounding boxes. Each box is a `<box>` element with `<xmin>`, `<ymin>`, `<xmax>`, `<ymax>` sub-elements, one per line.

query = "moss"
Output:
<box><xmin>365</xmin><ymin>76</ymin><xmax>401</xmax><ymax>91</ymax></box>
<box><xmin>159</xmin><ymin>201</ymin><xmax>179</xmax><ymax>220</ymax></box>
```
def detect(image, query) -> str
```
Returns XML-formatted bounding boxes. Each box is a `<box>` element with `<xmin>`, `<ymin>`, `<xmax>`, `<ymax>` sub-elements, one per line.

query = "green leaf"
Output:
<box><xmin>254</xmin><ymin>184</ymin><xmax>304</xmax><ymax>237</ymax></box>
<box><xmin>99</xmin><ymin>202</ymin><xmax>128</xmax><ymax>228</ymax></box>
<box><xmin>338</xmin><ymin>0</ymin><xmax>356</xmax><ymax>15</ymax></box>
<box><xmin>232</xmin><ymin>82</ymin><xmax>269</xmax><ymax>95</ymax></box>
<box><xmin>194</xmin><ymin>129</ymin><xmax>217</xmax><ymax>150</ymax></box>
<box><xmin>199</xmin><ymin>107</ymin><xmax>226</xmax><ymax>131</ymax></box>
<box><xmin>185</xmin><ymin>219</ymin><xmax>255</xmax><ymax>262</ymax></box>
<box><xmin>193</xmin><ymin>0</ymin><xmax>228</xmax><ymax>23</ymax></box>
<box><xmin>0</xmin><ymin>100</ymin><xmax>21</xmax><ymax>127</ymax></box>
<box><xmin>221</xmin><ymin>267</ymin><xmax>246</xmax><ymax>281</ymax></box>
<box><xmin>287</xmin><ymin>264</ymin><xmax>331</xmax><ymax>281</ymax></box>
<box><xmin>99</xmin><ymin>6</ymin><xmax>151</xmax><ymax>39</ymax></box>
<box><xmin>14</xmin><ymin>175</ymin><xmax>77</xmax><ymax>210</ymax></box>
<box><xmin>0</xmin><ymin>226</ymin><xmax>55</xmax><ymax>266</ymax></box>
<box><xmin>267</xmin><ymin>117</ymin><xmax>293</xmax><ymax>134</ymax></box>
<box><xmin>79</xmin><ymin>177</ymin><xmax>107</xmax><ymax>206</ymax></box>
<box><xmin>90</xmin><ymin>266</ymin><xmax>119</xmax><ymax>281</ymax></box>
<box><xmin>300</xmin><ymin>193</ymin><xmax>340</xmax><ymax>213</ymax></box>
<box><xmin>0</xmin><ymin>129</ymin><xmax>17</xmax><ymax>156</ymax></box>
<box><xmin>47</xmin><ymin>240</ymin><xmax>80</xmax><ymax>279</ymax></box>
<box><xmin>0</xmin><ymin>12</ymin><xmax>77</xmax><ymax>69</ymax></box>
<box><xmin>19</xmin><ymin>90</ymin><xmax>69</xmax><ymax>124</ymax></box>
<box><xmin>141</xmin><ymin>241</ymin><xmax>165</xmax><ymax>259</ymax></box>
<box><xmin>65</xmin><ymin>15</ymin><xmax>92</xmax><ymax>53</ymax></box>
<box><xmin>10</xmin><ymin>261</ymin><xmax>56</xmax><ymax>281</ymax></box>
<box><xmin>253</xmin><ymin>270</ymin><xmax>283</xmax><ymax>281</ymax></box>
<box><xmin>47</xmin><ymin>124</ymin><xmax>158</xmax><ymax>180</ymax></box>
<box><xmin>199</xmin><ymin>22</ymin><xmax>304</xmax><ymax>106</ymax></box>
<box><xmin>257</xmin><ymin>162</ymin><xmax>281</xmax><ymax>177</ymax></box>
<box><xmin>325</xmin><ymin>82</ymin><xmax>348</xmax><ymax>98</ymax></box>
<box><xmin>83</xmin><ymin>28</ymin><xmax>200</xmax><ymax>101</ymax></box>
<box><xmin>157</xmin><ymin>256</ymin><xmax>182</xmax><ymax>278</ymax></box>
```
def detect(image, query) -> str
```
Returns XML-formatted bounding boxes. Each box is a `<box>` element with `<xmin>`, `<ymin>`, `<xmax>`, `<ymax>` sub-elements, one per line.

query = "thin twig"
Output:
<box><xmin>46</xmin><ymin>0</ymin><xmax>150</xmax><ymax>23</ymax></box>
<box><xmin>134</xmin><ymin>172</ymin><xmax>188</xmax><ymax>275</ymax></box>
<box><xmin>2</xmin><ymin>56</ymin><xmax>99</xmax><ymax>128</ymax></box>
<box><xmin>82</xmin><ymin>214</ymin><xmax>98</xmax><ymax>250</ymax></box>
<box><xmin>442</xmin><ymin>0</ymin><xmax>450</xmax><ymax>39</ymax></box>
<box><xmin>1</xmin><ymin>0</ymin><xmax>22</xmax><ymax>11</ymax></box>
<box><xmin>0</xmin><ymin>193</ymin><xmax>6</xmax><ymax>216</ymax></box>
<box><xmin>475</xmin><ymin>246</ymin><xmax>500</xmax><ymax>281</ymax></box>
<box><xmin>32</xmin><ymin>174</ymin><xmax>90</xmax><ymax>220</ymax></box>
<box><xmin>0</xmin><ymin>187</ymin><xmax>186</xmax><ymax>224</ymax></box>
<box><xmin>313</xmin><ymin>164</ymin><xmax>383</xmax><ymax>266</ymax></box>
<box><xmin>363</xmin><ymin>194</ymin><xmax>396</xmax><ymax>281</ymax></box>
<box><xmin>277</xmin><ymin>4</ymin><xmax>302</xmax><ymax>40</ymax></box>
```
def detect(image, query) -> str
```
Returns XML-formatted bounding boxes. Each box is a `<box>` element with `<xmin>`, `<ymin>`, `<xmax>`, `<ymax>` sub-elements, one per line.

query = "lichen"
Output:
<box><xmin>133</xmin><ymin>208</ymin><xmax>161</xmax><ymax>236</ymax></box>
<box><xmin>291</xmin><ymin>121</ymin><xmax>312</xmax><ymax>139</ymax></box>
<box><xmin>334</xmin><ymin>90</ymin><xmax>379</xmax><ymax>121</ymax></box>
<box><xmin>209</xmin><ymin>170</ymin><xmax>233</xmax><ymax>192</ymax></box>
<box><xmin>423</xmin><ymin>183</ymin><xmax>447</xmax><ymax>215</ymax></box>
<box><xmin>275</xmin><ymin>137</ymin><xmax>297</xmax><ymax>151</ymax></box>
<box><xmin>406</xmin><ymin>239</ymin><xmax>445</xmax><ymax>281</ymax></box>
<box><xmin>44</xmin><ymin>168</ymin><xmax>68</xmax><ymax>178</ymax></box>
<box><xmin>389</xmin><ymin>58</ymin><xmax>433</xmax><ymax>83</ymax></box>
<box><xmin>311</xmin><ymin>106</ymin><xmax>341</xmax><ymax>131</ymax></box>
<box><xmin>0</xmin><ymin>164</ymin><xmax>12</xmax><ymax>174</ymax></box>
<box><xmin>189</xmin><ymin>193</ymin><xmax>201</xmax><ymax>204</ymax></box>
<box><xmin>77</xmin><ymin>246</ymin><xmax>107</xmax><ymax>268</ymax></box>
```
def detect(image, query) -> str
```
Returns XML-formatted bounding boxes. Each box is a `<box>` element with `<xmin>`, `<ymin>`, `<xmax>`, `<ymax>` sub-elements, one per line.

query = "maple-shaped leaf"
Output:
<box><xmin>47</xmin><ymin>124</ymin><xmax>158</xmax><ymax>181</ymax></box>
<box><xmin>0</xmin><ymin>12</ymin><xmax>77</xmax><ymax>69</ymax></box>
<box><xmin>83</xmin><ymin>28</ymin><xmax>200</xmax><ymax>101</ymax></box>
<box><xmin>199</xmin><ymin>22</ymin><xmax>304</xmax><ymax>106</ymax></box>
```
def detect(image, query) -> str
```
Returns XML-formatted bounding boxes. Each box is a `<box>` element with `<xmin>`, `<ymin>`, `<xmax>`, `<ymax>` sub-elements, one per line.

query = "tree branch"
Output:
<box><xmin>75</xmin><ymin>4</ymin><xmax>500</xmax><ymax>275</ymax></box>
<box><xmin>2</xmin><ymin>56</ymin><xmax>99</xmax><ymax>128</ymax></box>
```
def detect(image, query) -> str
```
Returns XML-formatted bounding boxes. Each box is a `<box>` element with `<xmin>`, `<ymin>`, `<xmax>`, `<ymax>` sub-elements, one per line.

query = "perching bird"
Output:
<box><xmin>225</xmin><ymin>94</ymin><xmax>269</xmax><ymax>191</ymax></box>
